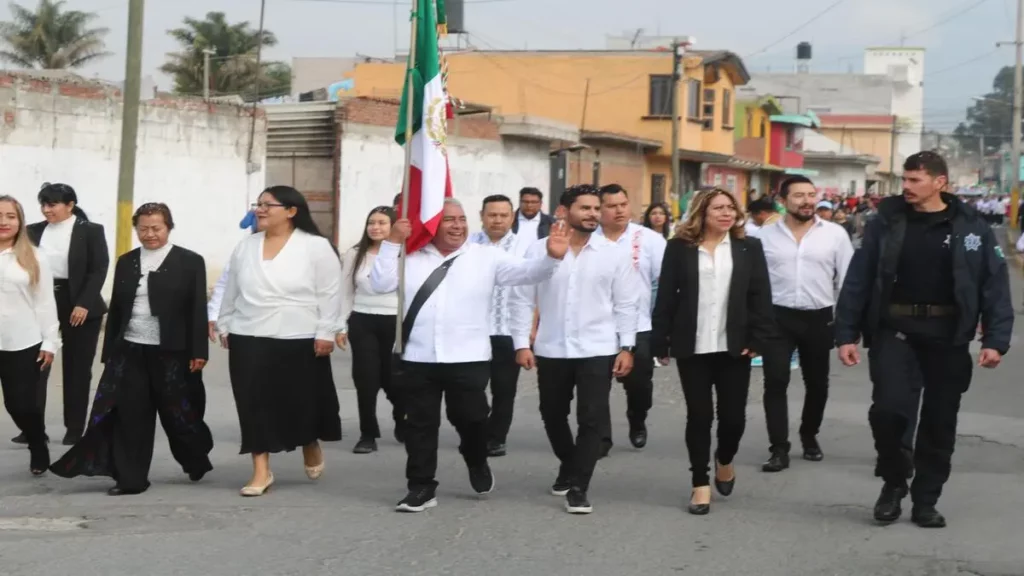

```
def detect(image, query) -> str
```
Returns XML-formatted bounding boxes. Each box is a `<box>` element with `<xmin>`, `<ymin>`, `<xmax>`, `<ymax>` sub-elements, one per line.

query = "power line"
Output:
<box><xmin>745</xmin><ymin>0</ymin><xmax>846</xmax><ymax>58</ymax></box>
<box><xmin>904</xmin><ymin>0</ymin><xmax>991</xmax><ymax>39</ymax></box>
<box><xmin>927</xmin><ymin>48</ymin><xmax>1002</xmax><ymax>75</ymax></box>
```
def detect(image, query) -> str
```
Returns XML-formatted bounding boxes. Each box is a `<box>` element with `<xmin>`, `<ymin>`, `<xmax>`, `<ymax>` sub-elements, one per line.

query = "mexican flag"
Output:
<box><xmin>395</xmin><ymin>0</ymin><xmax>453</xmax><ymax>253</ymax></box>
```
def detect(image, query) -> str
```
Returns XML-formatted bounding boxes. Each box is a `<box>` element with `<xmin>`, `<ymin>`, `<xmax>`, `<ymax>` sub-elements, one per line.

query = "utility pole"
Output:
<box><xmin>980</xmin><ymin>134</ymin><xmax>986</xmax><ymax>184</ymax></box>
<box><xmin>888</xmin><ymin>114</ymin><xmax>898</xmax><ymax>195</ymax></box>
<box><xmin>999</xmin><ymin>0</ymin><xmax>1023</xmax><ymax>228</ymax></box>
<box><xmin>115</xmin><ymin>0</ymin><xmax>145</xmax><ymax>257</ymax></box>
<box><xmin>669</xmin><ymin>37</ymin><xmax>694</xmax><ymax>214</ymax></box>
<box><xmin>202</xmin><ymin>48</ymin><xmax>215</xmax><ymax>100</ymax></box>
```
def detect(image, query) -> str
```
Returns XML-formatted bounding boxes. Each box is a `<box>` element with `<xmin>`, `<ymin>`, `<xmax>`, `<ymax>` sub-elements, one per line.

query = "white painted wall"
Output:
<box><xmin>864</xmin><ymin>48</ymin><xmax>925</xmax><ymax>169</ymax></box>
<box><xmin>804</xmin><ymin>161</ymin><xmax>872</xmax><ymax>198</ymax></box>
<box><xmin>0</xmin><ymin>78</ymin><xmax>267</xmax><ymax>292</ymax></box>
<box><xmin>336</xmin><ymin>124</ymin><xmax>550</xmax><ymax>250</ymax></box>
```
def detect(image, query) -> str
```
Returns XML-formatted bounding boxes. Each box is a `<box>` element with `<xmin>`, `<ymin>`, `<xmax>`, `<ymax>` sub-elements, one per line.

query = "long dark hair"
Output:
<box><xmin>38</xmin><ymin>183</ymin><xmax>89</xmax><ymax>221</ymax></box>
<box><xmin>260</xmin><ymin>185</ymin><xmax>338</xmax><ymax>255</ymax></box>
<box><xmin>643</xmin><ymin>202</ymin><xmax>671</xmax><ymax>239</ymax></box>
<box><xmin>350</xmin><ymin>205</ymin><xmax>396</xmax><ymax>289</ymax></box>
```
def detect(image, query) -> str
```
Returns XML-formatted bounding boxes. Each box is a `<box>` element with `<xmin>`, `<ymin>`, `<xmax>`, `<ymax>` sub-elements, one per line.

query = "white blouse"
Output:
<box><xmin>217</xmin><ymin>230</ymin><xmax>342</xmax><ymax>341</ymax></box>
<box><xmin>339</xmin><ymin>247</ymin><xmax>398</xmax><ymax>332</ymax></box>
<box><xmin>38</xmin><ymin>215</ymin><xmax>75</xmax><ymax>280</ymax></box>
<box><xmin>694</xmin><ymin>235</ymin><xmax>733</xmax><ymax>355</ymax></box>
<box><xmin>124</xmin><ymin>243</ymin><xmax>173</xmax><ymax>345</ymax></box>
<box><xmin>0</xmin><ymin>247</ymin><xmax>60</xmax><ymax>353</ymax></box>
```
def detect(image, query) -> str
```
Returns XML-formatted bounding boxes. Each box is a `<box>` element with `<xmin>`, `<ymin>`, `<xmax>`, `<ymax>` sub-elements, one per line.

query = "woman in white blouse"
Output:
<box><xmin>651</xmin><ymin>188</ymin><xmax>776</xmax><ymax>516</ymax></box>
<box><xmin>218</xmin><ymin>186</ymin><xmax>343</xmax><ymax>497</ymax></box>
<box><xmin>337</xmin><ymin>206</ymin><xmax>403</xmax><ymax>454</ymax></box>
<box><xmin>0</xmin><ymin>195</ymin><xmax>59</xmax><ymax>476</ymax></box>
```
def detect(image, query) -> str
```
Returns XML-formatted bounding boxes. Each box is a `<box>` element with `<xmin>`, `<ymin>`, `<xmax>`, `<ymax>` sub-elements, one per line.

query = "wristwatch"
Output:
<box><xmin>620</xmin><ymin>346</ymin><xmax>636</xmax><ymax>354</ymax></box>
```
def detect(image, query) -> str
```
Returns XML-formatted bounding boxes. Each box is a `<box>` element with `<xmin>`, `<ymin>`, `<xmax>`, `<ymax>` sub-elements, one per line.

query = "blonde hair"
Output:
<box><xmin>673</xmin><ymin>187</ymin><xmax>747</xmax><ymax>245</ymax></box>
<box><xmin>0</xmin><ymin>196</ymin><xmax>40</xmax><ymax>286</ymax></box>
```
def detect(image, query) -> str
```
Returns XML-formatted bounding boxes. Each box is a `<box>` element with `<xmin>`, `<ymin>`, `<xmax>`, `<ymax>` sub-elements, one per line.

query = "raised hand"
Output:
<box><xmin>545</xmin><ymin>220</ymin><xmax>570</xmax><ymax>259</ymax></box>
<box><xmin>389</xmin><ymin>218</ymin><xmax>412</xmax><ymax>244</ymax></box>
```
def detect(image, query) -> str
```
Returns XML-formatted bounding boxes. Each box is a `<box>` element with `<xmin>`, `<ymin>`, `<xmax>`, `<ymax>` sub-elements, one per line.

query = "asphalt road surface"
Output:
<box><xmin>1</xmin><ymin>292</ymin><xmax>1022</xmax><ymax>575</ymax></box>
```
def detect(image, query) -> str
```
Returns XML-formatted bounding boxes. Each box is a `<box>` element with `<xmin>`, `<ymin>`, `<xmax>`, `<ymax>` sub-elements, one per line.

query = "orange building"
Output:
<box><xmin>342</xmin><ymin>49</ymin><xmax>751</xmax><ymax>212</ymax></box>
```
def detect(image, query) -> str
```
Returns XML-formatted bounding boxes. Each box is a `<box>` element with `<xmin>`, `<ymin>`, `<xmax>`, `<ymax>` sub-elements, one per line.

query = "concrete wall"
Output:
<box><xmin>803</xmin><ymin>161</ymin><xmax>872</xmax><ymax>198</ymax></box>
<box><xmin>864</xmin><ymin>48</ymin><xmax>924</xmax><ymax>164</ymax></box>
<box><xmin>0</xmin><ymin>73</ymin><xmax>267</xmax><ymax>290</ymax></box>
<box><xmin>336</xmin><ymin>99</ymin><xmax>552</xmax><ymax>250</ymax></box>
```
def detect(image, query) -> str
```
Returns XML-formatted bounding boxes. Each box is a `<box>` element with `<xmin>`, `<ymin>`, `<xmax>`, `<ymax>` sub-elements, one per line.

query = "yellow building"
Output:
<box><xmin>344</xmin><ymin>49</ymin><xmax>750</xmax><ymax>208</ymax></box>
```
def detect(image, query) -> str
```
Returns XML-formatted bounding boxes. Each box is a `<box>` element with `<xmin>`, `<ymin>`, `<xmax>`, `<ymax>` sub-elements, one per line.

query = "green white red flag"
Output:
<box><xmin>394</xmin><ymin>0</ymin><xmax>453</xmax><ymax>253</ymax></box>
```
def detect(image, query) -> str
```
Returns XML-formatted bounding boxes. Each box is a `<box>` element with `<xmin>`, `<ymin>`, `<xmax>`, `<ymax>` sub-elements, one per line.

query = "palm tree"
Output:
<box><xmin>0</xmin><ymin>0</ymin><xmax>110</xmax><ymax>69</ymax></box>
<box><xmin>161</xmin><ymin>12</ymin><xmax>291</xmax><ymax>100</ymax></box>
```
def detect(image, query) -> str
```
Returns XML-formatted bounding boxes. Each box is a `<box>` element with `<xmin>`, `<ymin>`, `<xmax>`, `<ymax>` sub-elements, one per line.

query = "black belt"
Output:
<box><xmin>888</xmin><ymin>304</ymin><xmax>956</xmax><ymax>318</ymax></box>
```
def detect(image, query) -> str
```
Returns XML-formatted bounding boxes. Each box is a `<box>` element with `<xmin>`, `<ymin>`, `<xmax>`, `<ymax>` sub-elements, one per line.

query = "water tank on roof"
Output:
<box><xmin>446</xmin><ymin>0</ymin><xmax>465</xmax><ymax>34</ymax></box>
<box><xmin>797</xmin><ymin>42</ymin><xmax>812</xmax><ymax>60</ymax></box>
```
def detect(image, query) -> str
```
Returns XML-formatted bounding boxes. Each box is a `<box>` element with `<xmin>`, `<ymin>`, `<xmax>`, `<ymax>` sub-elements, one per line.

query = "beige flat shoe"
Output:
<box><xmin>305</xmin><ymin>460</ymin><xmax>325</xmax><ymax>480</ymax></box>
<box><xmin>240</xmin><ymin>473</ymin><xmax>274</xmax><ymax>497</ymax></box>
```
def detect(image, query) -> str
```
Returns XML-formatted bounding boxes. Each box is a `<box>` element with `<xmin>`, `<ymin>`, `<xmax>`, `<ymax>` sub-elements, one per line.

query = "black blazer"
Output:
<box><xmin>101</xmin><ymin>245</ymin><xmax>209</xmax><ymax>363</ymax></box>
<box><xmin>651</xmin><ymin>235</ymin><xmax>776</xmax><ymax>359</ymax></box>
<box><xmin>27</xmin><ymin>219</ymin><xmax>110</xmax><ymax>318</ymax></box>
<box><xmin>511</xmin><ymin>210</ymin><xmax>554</xmax><ymax>239</ymax></box>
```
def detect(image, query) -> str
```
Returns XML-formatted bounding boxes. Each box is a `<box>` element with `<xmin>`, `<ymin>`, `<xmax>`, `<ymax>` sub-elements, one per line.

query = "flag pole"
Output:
<box><xmin>395</xmin><ymin>3</ymin><xmax>420</xmax><ymax>355</ymax></box>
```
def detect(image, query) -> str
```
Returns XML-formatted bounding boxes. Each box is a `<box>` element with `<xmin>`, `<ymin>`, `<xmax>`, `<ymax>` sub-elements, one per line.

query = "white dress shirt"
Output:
<box><xmin>125</xmin><ymin>243</ymin><xmax>173</xmax><ymax>345</ymax></box>
<box><xmin>595</xmin><ymin>222</ymin><xmax>667</xmax><ymax>332</ymax></box>
<box><xmin>370</xmin><ymin>239</ymin><xmax>559</xmax><ymax>364</ymax></box>
<box><xmin>744</xmin><ymin>220</ymin><xmax>761</xmax><ymax>236</ymax></box>
<box><xmin>207</xmin><ymin>260</ymin><xmax>231</xmax><ymax>322</ymax></box>
<box><xmin>510</xmin><ymin>235</ymin><xmax>640</xmax><ymax>359</ymax></box>
<box><xmin>0</xmin><ymin>246</ymin><xmax>60</xmax><ymax>353</ymax></box>
<box><xmin>470</xmin><ymin>230</ymin><xmax>518</xmax><ymax>336</ymax></box>
<box><xmin>513</xmin><ymin>212</ymin><xmax>542</xmax><ymax>256</ymax></box>
<box><xmin>758</xmin><ymin>218</ymin><xmax>855</xmax><ymax>310</ymax></box>
<box><xmin>339</xmin><ymin>247</ymin><xmax>398</xmax><ymax>332</ymax></box>
<box><xmin>217</xmin><ymin>230</ymin><xmax>343</xmax><ymax>341</ymax></box>
<box><xmin>694</xmin><ymin>236</ymin><xmax>733</xmax><ymax>355</ymax></box>
<box><xmin>38</xmin><ymin>215</ymin><xmax>75</xmax><ymax>280</ymax></box>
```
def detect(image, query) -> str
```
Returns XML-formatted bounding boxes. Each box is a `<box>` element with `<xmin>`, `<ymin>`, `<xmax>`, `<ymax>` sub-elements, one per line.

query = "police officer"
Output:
<box><xmin>835</xmin><ymin>151</ymin><xmax>1013</xmax><ymax>529</ymax></box>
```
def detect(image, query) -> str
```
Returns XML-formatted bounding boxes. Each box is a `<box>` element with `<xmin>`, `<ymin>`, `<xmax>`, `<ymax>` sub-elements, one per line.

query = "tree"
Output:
<box><xmin>0</xmin><ymin>0</ymin><xmax>110</xmax><ymax>69</ymax></box>
<box><xmin>160</xmin><ymin>12</ymin><xmax>291</xmax><ymax>100</ymax></box>
<box><xmin>954</xmin><ymin>66</ymin><xmax>1014</xmax><ymax>157</ymax></box>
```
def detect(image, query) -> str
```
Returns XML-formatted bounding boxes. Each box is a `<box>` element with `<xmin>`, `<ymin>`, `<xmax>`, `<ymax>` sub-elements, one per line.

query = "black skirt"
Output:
<box><xmin>228</xmin><ymin>334</ymin><xmax>342</xmax><ymax>454</ymax></box>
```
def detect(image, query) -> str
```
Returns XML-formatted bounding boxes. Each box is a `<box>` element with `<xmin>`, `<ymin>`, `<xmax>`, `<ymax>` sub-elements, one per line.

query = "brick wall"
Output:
<box><xmin>337</xmin><ymin>97</ymin><xmax>499</xmax><ymax>140</ymax></box>
<box><xmin>567</xmin><ymin>145</ymin><xmax>648</xmax><ymax>212</ymax></box>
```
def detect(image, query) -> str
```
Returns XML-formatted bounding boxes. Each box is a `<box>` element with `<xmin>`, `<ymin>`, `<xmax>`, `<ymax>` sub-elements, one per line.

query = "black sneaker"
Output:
<box><xmin>468</xmin><ymin>463</ymin><xmax>495</xmax><ymax>494</ymax></box>
<box><xmin>352</xmin><ymin>438</ymin><xmax>378</xmax><ymax>454</ymax></box>
<box><xmin>551</xmin><ymin>478</ymin><xmax>571</xmax><ymax>497</ymax></box>
<box><xmin>487</xmin><ymin>441</ymin><xmax>507</xmax><ymax>458</ymax></box>
<box><xmin>565</xmin><ymin>487</ymin><xmax>593</xmax><ymax>514</ymax></box>
<box><xmin>395</xmin><ymin>488</ymin><xmax>437</xmax><ymax>513</ymax></box>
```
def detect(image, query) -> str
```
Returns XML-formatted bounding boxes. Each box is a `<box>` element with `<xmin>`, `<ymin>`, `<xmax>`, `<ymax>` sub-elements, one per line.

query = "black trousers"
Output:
<box><xmin>111</xmin><ymin>345</ymin><xmax>214</xmax><ymax>490</ymax></box>
<box><xmin>487</xmin><ymin>335</ymin><xmax>521</xmax><ymax>445</ymax></box>
<box><xmin>762</xmin><ymin>306</ymin><xmax>834</xmax><ymax>453</ymax></box>
<box><xmin>537</xmin><ymin>356</ymin><xmax>614</xmax><ymax>492</ymax></box>
<box><xmin>678</xmin><ymin>352</ymin><xmax>752</xmax><ymax>487</ymax></box>
<box><xmin>601</xmin><ymin>331</ymin><xmax>654</xmax><ymax>446</ymax></box>
<box><xmin>0</xmin><ymin>344</ymin><xmax>48</xmax><ymax>446</ymax></box>
<box><xmin>399</xmin><ymin>361</ymin><xmax>490</xmax><ymax>491</ymax></box>
<box><xmin>868</xmin><ymin>330</ymin><xmax>972</xmax><ymax>507</ymax></box>
<box><xmin>348</xmin><ymin>312</ymin><xmax>403</xmax><ymax>439</ymax></box>
<box><xmin>45</xmin><ymin>281</ymin><xmax>103</xmax><ymax>435</ymax></box>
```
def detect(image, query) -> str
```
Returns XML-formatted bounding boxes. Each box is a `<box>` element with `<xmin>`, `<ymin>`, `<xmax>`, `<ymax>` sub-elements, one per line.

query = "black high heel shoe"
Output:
<box><xmin>29</xmin><ymin>443</ymin><xmax>50</xmax><ymax>476</ymax></box>
<box><xmin>714</xmin><ymin>458</ymin><xmax>736</xmax><ymax>496</ymax></box>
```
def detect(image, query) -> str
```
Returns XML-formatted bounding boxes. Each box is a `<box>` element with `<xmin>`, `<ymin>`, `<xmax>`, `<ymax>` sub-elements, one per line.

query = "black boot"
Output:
<box><xmin>911</xmin><ymin>505</ymin><xmax>946</xmax><ymax>528</ymax></box>
<box><xmin>761</xmin><ymin>449</ymin><xmax>790</xmax><ymax>473</ymax></box>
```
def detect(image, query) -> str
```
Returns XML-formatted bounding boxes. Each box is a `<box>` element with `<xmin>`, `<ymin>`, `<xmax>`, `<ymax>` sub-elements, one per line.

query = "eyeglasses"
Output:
<box><xmin>251</xmin><ymin>202</ymin><xmax>285</xmax><ymax>210</ymax></box>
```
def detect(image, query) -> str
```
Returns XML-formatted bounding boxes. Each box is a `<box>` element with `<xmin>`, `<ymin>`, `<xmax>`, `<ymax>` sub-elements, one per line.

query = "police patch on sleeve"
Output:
<box><xmin>995</xmin><ymin>245</ymin><xmax>1005</xmax><ymax>259</ymax></box>
<box><xmin>964</xmin><ymin>233</ymin><xmax>982</xmax><ymax>252</ymax></box>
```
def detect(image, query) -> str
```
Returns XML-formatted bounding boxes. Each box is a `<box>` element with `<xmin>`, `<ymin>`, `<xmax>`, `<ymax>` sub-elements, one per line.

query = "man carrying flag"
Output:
<box><xmin>370</xmin><ymin>0</ymin><xmax>573</xmax><ymax>513</ymax></box>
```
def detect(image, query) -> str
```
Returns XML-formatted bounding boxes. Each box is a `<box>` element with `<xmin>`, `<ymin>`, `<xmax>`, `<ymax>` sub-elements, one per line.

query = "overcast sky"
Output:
<box><xmin>4</xmin><ymin>0</ymin><xmax>1012</xmax><ymax>132</ymax></box>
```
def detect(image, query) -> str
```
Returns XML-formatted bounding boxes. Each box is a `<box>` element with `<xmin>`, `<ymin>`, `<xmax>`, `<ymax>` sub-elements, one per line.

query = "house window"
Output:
<box><xmin>722</xmin><ymin>90</ymin><xmax>732</xmax><ymax>127</ymax></box>
<box><xmin>686</xmin><ymin>79</ymin><xmax>701</xmax><ymax>119</ymax></box>
<box><xmin>702</xmin><ymin>88</ymin><xmax>715</xmax><ymax>130</ymax></box>
<box><xmin>745</xmin><ymin>109</ymin><xmax>752</xmax><ymax>137</ymax></box>
<box><xmin>648</xmin><ymin>75</ymin><xmax>673</xmax><ymax>117</ymax></box>
<box><xmin>726</xmin><ymin>174</ymin><xmax>738</xmax><ymax>193</ymax></box>
<box><xmin>759</xmin><ymin>117</ymin><xmax>767</xmax><ymax>138</ymax></box>
<box><xmin>651</xmin><ymin>173</ymin><xmax>666</xmax><ymax>205</ymax></box>
<box><xmin>785</xmin><ymin>127</ymin><xmax>794</xmax><ymax>149</ymax></box>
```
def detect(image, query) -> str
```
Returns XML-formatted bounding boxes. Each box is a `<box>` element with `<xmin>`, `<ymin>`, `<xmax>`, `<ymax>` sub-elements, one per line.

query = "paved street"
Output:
<box><xmin>1</xmin><ymin>303</ymin><xmax>1023</xmax><ymax>574</ymax></box>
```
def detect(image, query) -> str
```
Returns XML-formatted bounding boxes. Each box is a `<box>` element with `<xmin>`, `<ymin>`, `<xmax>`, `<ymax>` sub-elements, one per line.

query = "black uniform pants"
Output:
<box><xmin>867</xmin><ymin>330</ymin><xmax>972</xmax><ymax>507</ymax></box>
<box><xmin>601</xmin><ymin>331</ymin><xmax>654</xmax><ymax>449</ymax></box>
<box><xmin>486</xmin><ymin>336</ymin><xmax>521</xmax><ymax>445</ymax></box>
<box><xmin>399</xmin><ymin>361</ymin><xmax>490</xmax><ymax>491</ymax></box>
<box><xmin>678</xmin><ymin>352</ymin><xmax>752</xmax><ymax>487</ymax></box>
<box><xmin>348</xmin><ymin>312</ymin><xmax>403</xmax><ymax>439</ymax></box>
<box><xmin>0</xmin><ymin>344</ymin><xmax>48</xmax><ymax>446</ymax></box>
<box><xmin>762</xmin><ymin>306</ymin><xmax>834</xmax><ymax>453</ymax></box>
<box><xmin>45</xmin><ymin>281</ymin><xmax>102</xmax><ymax>435</ymax></box>
<box><xmin>537</xmin><ymin>356</ymin><xmax>614</xmax><ymax>492</ymax></box>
